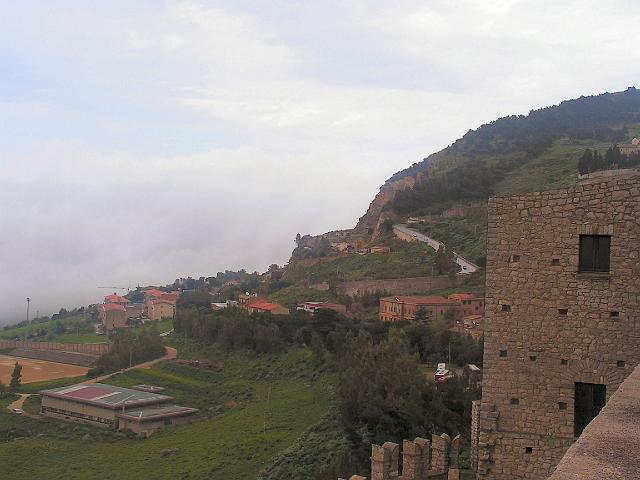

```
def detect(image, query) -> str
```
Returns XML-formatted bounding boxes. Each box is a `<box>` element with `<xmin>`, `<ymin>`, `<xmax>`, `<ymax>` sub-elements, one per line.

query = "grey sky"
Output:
<box><xmin>1</xmin><ymin>1</ymin><xmax>639</xmax><ymax>324</ymax></box>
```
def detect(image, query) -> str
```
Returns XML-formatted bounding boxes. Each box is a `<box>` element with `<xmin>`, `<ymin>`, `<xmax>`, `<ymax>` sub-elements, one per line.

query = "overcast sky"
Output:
<box><xmin>1</xmin><ymin>1</ymin><xmax>639</xmax><ymax>324</ymax></box>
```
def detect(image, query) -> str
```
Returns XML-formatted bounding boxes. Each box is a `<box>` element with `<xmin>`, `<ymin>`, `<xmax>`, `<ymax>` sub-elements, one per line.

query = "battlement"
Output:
<box><xmin>340</xmin><ymin>433</ymin><xmax>474</xmax><ymax>480</ymax></box>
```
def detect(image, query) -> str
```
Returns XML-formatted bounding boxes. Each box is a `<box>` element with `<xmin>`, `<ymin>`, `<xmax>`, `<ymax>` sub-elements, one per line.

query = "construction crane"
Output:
<box><xmin>97</xmin><ymin>286</ymin><xmax>130</xmax><ymax>292</ymax></box>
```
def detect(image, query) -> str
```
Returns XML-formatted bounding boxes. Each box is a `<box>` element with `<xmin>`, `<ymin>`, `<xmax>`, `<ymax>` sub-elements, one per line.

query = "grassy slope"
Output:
<box><xmin>284</xmin><ymin>239</ymin><xmax>437</xmax><ymax>285</ymax></box>
<box><xmin>0</xmin><ymin>348</ymin><xmax>337</xmax><ymax>480</ymax></box>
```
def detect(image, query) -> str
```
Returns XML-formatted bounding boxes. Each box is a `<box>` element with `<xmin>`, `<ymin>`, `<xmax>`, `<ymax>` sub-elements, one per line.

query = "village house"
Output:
<box><xmin>97</xmin><ymin>303</ymin><xmax>128</xmax><ymax>331</ymax></box>
<box><xmin>147</xmin><ymin>298</ymin><xmax>175</xmax><ymax>322</ymax></box>
<box><xmin>379</xmin><ymin>296</ymin><xmax>459</xmax><ymax>323</ymax></box>
<box><xmin>448</xmin><ymin>293</ymin><xmax>485</xmax><ymax>317</ymax></box>
<box><xmin>246</xmin><ymin>301</ymin><xmax>289</xmax><ymax>316</ymax></box>
<box><xmin>297</xmin><ymin>301</ymin><xmax>347</xmax><ymax>315</ymax></box>
<box><xmin>237</xmin><ymin>292</ymin><xmax>265</xmax><ymax>310</ymax></box>
<box><xmin>40</xmin><ymin>383</ymin><xmax>197</xmax><ymax>437</ymax></box>
<box><xmin>617</xmin><ymin>137</ymin><xmax>640</xmax><ymax>155</ymax></box>
<box><xmin>104</xmin><ymin>293</ymin><xmax>130</xmax><ymax>305</ymax></box>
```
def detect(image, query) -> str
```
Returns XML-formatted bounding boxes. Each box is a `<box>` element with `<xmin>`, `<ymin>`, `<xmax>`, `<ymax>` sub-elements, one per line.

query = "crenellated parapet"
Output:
<box><xmin>341</xmin><ymin>434</ymin><xmax>471</xmax><ymax>480</ymax></box>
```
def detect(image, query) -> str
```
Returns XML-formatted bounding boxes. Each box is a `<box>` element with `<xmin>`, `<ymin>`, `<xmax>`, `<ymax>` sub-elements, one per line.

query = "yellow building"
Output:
<box><xmin>147</xmin><ymin>299</ymin><xmax>175</xmax><ymax>321</ymax></box>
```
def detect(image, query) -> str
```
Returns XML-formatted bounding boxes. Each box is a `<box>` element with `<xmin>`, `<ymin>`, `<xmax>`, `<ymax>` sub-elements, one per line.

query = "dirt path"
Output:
<box><xmin>5</xmin><ymin>346</ymin><xmax>177</xmax><ymax>413</ymax></box>
<box><xmin>6</xmin><ymin>393</ymin><xmax>32</xmax><ymax>415</ymax></box>
<box><xmin>81</xmin><ymin>346</ymin><xmax>177</xmax><ymax>385</ymax></box>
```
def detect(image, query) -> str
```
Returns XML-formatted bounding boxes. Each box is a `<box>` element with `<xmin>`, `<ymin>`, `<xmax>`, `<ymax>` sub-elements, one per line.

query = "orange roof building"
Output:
<box><xmin>104</xmin><ymin>293</ymin><xmax>130</xmax><ymax>305</ymax></box>
<box><xmin>247</xmin><ymin>301</ymin><xmax>289</xmax><ymax>316</ymax></box>
<box><xmin>379</xmin><ymin>296</ymin><xmax>458</xmax><ymax>323</ymax></box>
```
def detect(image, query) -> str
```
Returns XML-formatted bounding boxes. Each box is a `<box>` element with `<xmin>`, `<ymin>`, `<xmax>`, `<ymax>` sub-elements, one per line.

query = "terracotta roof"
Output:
<box><xmin>100</xmin><ymin>303</ymin><xmax>126</xmax><ymax>312</ymax></box>
<box><xmin>160</xmin><ymin>293</ymin><xmax>179</xmax><ymax>302</ymax></box>
<box><xmin>144</xmin><ymin>289</ymin><xmax>164</xmax><ymax>298</ymax></box>
<box><xmin>104</xmin><ymin>294</ymin><xmax>130</xmax><ymax>304</ymax></box>
<box><xmin>150</xmin><ymin>298</ymin><xmax>174</xmax><ymax>305</ymax></box>
<box><xmin>448</xmin><ymin>293</ymin><xmax>476</xmax><ymax>301</ymax></box>
<box><xmin>462</xmin><ymin>314</ymin><xmax>484</xmax><ymax>321</ymax></box>
<box><xmin>249</xmin><ymin>302</ymin><xmax>283</xmax><ymax>312</ymax></box>
<box><xmin>381</xmin><ymin>296</ymin><xmax>457</xmax><ymax>305</ymax></box>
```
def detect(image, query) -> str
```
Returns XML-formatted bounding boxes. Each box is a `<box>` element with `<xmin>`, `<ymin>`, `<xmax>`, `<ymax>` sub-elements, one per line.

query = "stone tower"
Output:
<box><xmin>475</xmin><ymin>173</ymin><xmax>640</xmax><ymax>479</ymax></box>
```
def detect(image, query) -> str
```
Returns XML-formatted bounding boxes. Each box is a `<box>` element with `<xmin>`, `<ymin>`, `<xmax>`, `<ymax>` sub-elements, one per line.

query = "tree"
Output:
<box><xmin>0</xmin><ymin>380</ymin><xmax>7</xmax><ymax>399</ymax></box>
<box><xmin>10</xmin><ymin>362</ymin><xmax>22</xmax><ymax>392</ymax></box>
<box><xmin>415</xmin><ymin>307</ymin><xmax>428</xmax><ymax>321</ymax></box>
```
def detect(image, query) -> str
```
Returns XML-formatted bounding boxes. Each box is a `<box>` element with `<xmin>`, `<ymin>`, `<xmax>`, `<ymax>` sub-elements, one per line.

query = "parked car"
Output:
<box><xmin>12</xmin><ymin>408</ymin><xmax>23</xmax><ymax>415</ymax></box>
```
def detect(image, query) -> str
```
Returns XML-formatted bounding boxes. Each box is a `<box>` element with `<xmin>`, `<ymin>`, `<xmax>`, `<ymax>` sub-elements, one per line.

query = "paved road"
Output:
<box><xmin>393</xmin><ymin>224</ymin><xmax>479</xmax><ymax>274</ymax></box>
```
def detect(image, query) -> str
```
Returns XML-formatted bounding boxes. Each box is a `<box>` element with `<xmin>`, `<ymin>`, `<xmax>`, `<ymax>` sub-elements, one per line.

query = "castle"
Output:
<box><xmin>341</xmin><ymin>172</ymin><xmax>640</xmax><ymax>480</ymax></box>
<box><xmin>474</xmin><ymin>172</ymin><xmax>640</xmax><ymax>478</ymax></box>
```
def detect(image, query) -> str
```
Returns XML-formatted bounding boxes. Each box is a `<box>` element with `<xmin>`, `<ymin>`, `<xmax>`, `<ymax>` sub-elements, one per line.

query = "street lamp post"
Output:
<box><xmin>26</xmin><ymin>297</ymin><xmax>31</xmax><ymax>323</ymax></box>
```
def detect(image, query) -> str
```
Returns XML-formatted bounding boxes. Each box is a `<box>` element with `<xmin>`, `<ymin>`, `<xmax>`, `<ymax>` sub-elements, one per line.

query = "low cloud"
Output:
<box><xmin>0</xmin><ymin>0</ymin><xmax>639</xmax><ymax>322</ymax></box>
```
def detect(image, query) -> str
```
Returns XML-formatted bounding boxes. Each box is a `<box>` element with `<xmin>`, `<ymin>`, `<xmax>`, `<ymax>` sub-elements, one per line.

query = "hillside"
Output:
<box><xmin>288</xmin><ymin>87</ymin><xmax>640</xmax><ymax>276</ymax></box>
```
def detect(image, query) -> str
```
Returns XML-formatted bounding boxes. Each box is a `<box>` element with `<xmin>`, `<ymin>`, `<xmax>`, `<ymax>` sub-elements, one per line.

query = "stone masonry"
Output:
<box><xmin>339</xmin><ymin>434</ymin><xmax>475</xmax><ymax>480</ymax></box>
<box><xmin>476</xmin><ymin>173</ymin><xmax>640</xmax><ymax>479</ymax></box>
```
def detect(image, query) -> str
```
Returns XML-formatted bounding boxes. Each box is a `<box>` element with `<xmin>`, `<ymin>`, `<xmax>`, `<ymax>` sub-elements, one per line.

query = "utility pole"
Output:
<box><xmin>26</xmin><ymin>298</ymin><xmax>31</xmax><ymax>323</ymax></box>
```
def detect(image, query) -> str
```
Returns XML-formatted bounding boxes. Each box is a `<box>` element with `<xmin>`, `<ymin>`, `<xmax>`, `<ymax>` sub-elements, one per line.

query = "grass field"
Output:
<box><xmin>0</xmin><ymin>347</ymin><xmax>339</xmax><ymax>480</ymax></box>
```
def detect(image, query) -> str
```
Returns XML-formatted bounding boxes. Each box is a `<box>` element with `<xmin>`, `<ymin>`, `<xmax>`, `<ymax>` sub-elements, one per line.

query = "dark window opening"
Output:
<box><xmin>558</xmin><ymin>308</ymin><xmax>568</xmax><ymax>316</ymax></box>
<box><xmin>579</xmin><ymin>235</ymin><xmax>611</xmax><ymax>273</ymax></box>
<box><xmin>510</xmin><ymin>254</ymin><xmax>520</xmax><ymax>263</ymax></box>
<box><xmin>610</xmin><ymin>311</ymin><xmax>619</xmax><ymax>317</ymax></box>
<box><xmin>501</xmin><ymin>304</ymin><xmax>511</xmax><ymax>312</ymax></box>
<box><xmin>510</xmin><ymin>398</ymin><xmax>519</xmax><ymax>405</ymax></box>
<box><xmin>559</xmin><ymin>402</ymin><xmax>567</xmax><ymax>410</ymax></box>
<box><xmin>617</xmin><ymin>360</ymin><xmax>626</xmax><ymax>368</ymax></box>
<box><xmin>529</xmin><ymin>355</ymin><xmax>537</xmax><ymax>362</ymax></box>
<box><xmin>551</xmin><ymin>258</ymin><xmax>561</xmax><ymax>266</ymax></box>
<box><xmin>574</xmin><ymin>382</ymin><xmax>606</xmax><ymax>437</ymax></box>
<box><xmin>499</xmin><ymin>350</ymin><xmax>507</xmax><ymax>357</ymax></box>
<box><xmin>561</xmin><ymin>359</ymin><xmax>568</xmax><ymax>365</ymax></box>
<box><xmin>525</xmin><ymin>447</ymin><xmax>533</xmax><ymax>454</ymax></box>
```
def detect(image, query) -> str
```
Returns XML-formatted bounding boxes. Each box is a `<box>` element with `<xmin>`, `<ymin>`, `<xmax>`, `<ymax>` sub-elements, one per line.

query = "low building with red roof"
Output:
<box><xmin>247</xmin><ymin>301</ymin><xmax>289</xmax><ymax>316</ymax></box>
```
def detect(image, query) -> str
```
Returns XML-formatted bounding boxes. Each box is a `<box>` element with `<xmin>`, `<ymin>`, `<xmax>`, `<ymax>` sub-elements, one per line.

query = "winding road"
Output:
<box><xmin>393</xmin><ymin>224</ymin><xmax>479</xmax><ymax>274</ymax></box>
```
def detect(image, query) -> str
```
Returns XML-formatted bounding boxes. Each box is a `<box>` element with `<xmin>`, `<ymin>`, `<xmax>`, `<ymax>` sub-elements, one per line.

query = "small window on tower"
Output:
<box><xmin>551</xmin><ymin>258</ymin><xmax>561</xmax><ymax>266</ymax></box>
<box><xmin>500</xmin><ymin>350</ymin><xmax>508</xmax><ymax>357</ymax></box>
<box><xmin>525</xmin><ymin>447</ymin><xmax>533</xmax><ymax>454</ymax></box>
<box><xmin>617</xmin><ymin>360</ymin><xmax>626</xmax><ymax>368</ymax></box>
<box><xmin>529</xmin><ymin>355</ymin><xmax>537</xmax><ymax>362</ymax></box>
<box><xmin>561</xmin><ymin>359</ymin><xmax>568</xmax><ymax>365</ymax></box>
<box><xmin>579</xmin><ymin>235</ymin><xmax>611</xmax><ymax>273</ymax></box>
<box><xmin>510</xmin><ymin>398</ymin><xmax>519</xmax><ymax>405</ymax></box>
<box><xmin>559</xmin><ymin>402</ymin><xmax>567</xmax><ymax>410</ymax></box>
<box><xmin>501</xmin><ymin>304</ymin><xmax>511</xmax><ymax>312</ymax></box>
<box><xmin>510</xmin><ymin>254</ymin><xmax>521</xmax><ymax>263</ymax></box>
<box><xmin>610</xmin><ymin>311</ymin><xmax>620</xmax><ymax>318</ymax></box>
<box><xmin>558</xmin><ymin>308</ymin><xmax>568</xmax><ymax>316</ymax></box>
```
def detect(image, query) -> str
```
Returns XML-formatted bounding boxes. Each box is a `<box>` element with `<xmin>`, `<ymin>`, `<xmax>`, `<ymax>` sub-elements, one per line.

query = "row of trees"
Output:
<box><xmin>338</xmin><ymin>330</ymin><xmax>479</xmax><ymax>470</ymax></box>
<box><xmin>0</xmin><ymin>362</ymin><xmax>22</xmax><ymax>398</ymax></box>
<box><xmin>577</xmin><ymin>146</ymin><xmax>640</xmax><ymax>174</ymax></box>
<box><xmin>174</xmin><ymin>290</ymin><xmax>483</xmax><ymax>474</ymax></box>
<box><xmin>89</xmin><ymin>324</ymin><xmax>165</xmax><ymax>376</ymax></box>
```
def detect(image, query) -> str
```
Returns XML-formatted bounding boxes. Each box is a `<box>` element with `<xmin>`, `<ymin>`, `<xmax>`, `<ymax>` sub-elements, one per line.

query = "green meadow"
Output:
<box><xmin>0</xmin><ymin>347</ymin><xmax>341</xmax><ymax>480</ymax></box>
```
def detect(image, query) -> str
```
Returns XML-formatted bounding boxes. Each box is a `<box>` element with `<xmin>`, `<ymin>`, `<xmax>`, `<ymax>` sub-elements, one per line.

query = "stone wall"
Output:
<box><xmin>547</xmin><ymin>362</ymin><xmax>640</xmax><ymax>480</ymax></box>
<box><xmin>477</xmin><ymin>174</ymin><xmax>640</xmax><ymax>479</ymax></box>
<box><xmin>339</xmin><ymin>434</ymin><xmax>474</xmax><ymax>480</ymax></box>
<box><xmin>0</xmin><ymin>339</ymin><xmax>110</xmax><ymax>356</ymax></box>
<box><xmin>338</xmin><ymin>275</ymin><xmax>465</xmax><ymax>297</ymax></box>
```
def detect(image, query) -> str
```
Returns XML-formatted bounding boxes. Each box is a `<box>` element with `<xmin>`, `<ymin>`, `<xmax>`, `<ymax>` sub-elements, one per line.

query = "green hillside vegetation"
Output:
<box><xmin>283</xmin><ymin>240</ymin><xmax>438</xmax><ymax>286</ymax></box>
<box><xmin>0</xmin><ymin>312</ymin><xmax>107</xmax><ymax>344</ymax></box>
<box><xmin>388</xmin><ymin>89</ymin><xmax>640</xmax><ymax>216</ymax></box>
<box><xmin>414</xmin><ymin>217</ymin><xmax>487</xmax><ymax>266</ymax></box>
<box><xmin>0</xmin><ymin>347</ymin><xmax>337</xmax><ymax>480</ymax></box>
